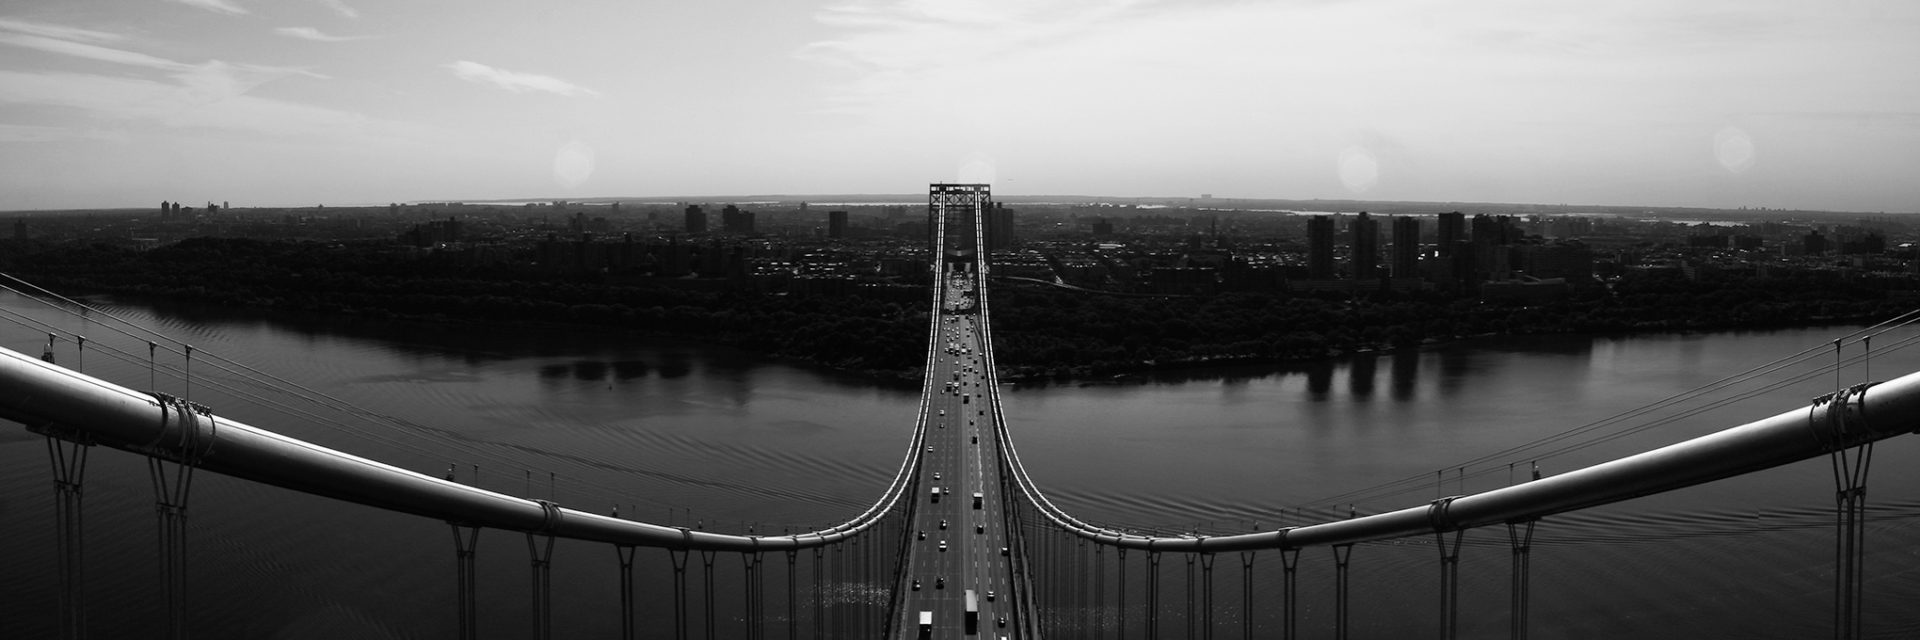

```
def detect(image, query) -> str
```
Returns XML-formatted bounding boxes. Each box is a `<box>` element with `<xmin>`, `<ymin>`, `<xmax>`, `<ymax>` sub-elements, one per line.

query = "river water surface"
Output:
<box><xmin>2</xmin><ymin>290</ymin><xmax>1919</xmax><ymax>638</ymax></box>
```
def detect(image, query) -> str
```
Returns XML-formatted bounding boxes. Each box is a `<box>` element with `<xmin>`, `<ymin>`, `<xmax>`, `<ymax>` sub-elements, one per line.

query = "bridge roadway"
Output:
<box><xmin>895</xmin><ymin>274</ymin><xmax>1017</xmax><ymax>638</ymax></box>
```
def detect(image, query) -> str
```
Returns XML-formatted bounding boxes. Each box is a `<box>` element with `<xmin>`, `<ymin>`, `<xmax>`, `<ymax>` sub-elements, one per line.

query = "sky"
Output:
<box><xmin>1</xmin><ymin>0</ymin><xmax>1917</xmax><ymax>212</ymax></box>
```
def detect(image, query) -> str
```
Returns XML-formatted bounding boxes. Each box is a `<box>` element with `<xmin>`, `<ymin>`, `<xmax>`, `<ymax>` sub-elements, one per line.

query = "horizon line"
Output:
<box><xmin>5</xmin><ymin>194</ymin><xmax>1914</xmax><ymax>217</ymax></box>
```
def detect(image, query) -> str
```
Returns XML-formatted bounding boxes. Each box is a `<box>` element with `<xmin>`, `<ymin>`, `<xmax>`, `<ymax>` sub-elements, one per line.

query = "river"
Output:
<box><xmin>2</xmin><ymin>290</ymin><xmax>1918</xmax><ymax>638</ymax></box>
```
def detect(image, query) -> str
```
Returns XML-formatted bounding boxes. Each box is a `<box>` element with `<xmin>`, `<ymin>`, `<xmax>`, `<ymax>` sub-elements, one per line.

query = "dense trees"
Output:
<box><xmin>3</xmin><ymin>238</ymin><xmax>1908</xmax><ymax>381</ymax></box>
<box><xmin>1</xmin><ymin>238</ymin><xmax>930</xmax><ymax>377</ymax></box>
<box><xmin>986</xmin><ymin>274</ymin><xmax>1908</xmax><ymax>378</ymax></box>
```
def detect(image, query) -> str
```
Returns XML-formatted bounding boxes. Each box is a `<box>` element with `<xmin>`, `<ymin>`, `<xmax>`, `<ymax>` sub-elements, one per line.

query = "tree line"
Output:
<box><xmin>2</xmin><ymin>237</ymin><xmax>1909</xmax><ymax>381</ymax></box>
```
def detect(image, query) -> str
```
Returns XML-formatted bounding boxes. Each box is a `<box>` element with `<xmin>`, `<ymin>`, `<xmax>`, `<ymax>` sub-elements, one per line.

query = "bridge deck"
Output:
<box><xmin>896</xmin><ymin>272</ymin><xmax>1017</xmax><ymax>638</ymax></box>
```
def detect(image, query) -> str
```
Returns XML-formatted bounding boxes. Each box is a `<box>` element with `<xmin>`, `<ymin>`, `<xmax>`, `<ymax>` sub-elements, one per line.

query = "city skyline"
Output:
<box><xmin>1</xmin><ymin>1</ymin><xmax>1917</xmax><ymax>213</ymax></box>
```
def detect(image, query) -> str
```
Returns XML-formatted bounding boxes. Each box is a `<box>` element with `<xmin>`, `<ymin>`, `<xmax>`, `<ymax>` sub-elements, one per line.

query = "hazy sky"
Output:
<box><xmin>2</xmin><ymin>0</ymin><xmax>1916</xmax><ymax>211</ymax></box>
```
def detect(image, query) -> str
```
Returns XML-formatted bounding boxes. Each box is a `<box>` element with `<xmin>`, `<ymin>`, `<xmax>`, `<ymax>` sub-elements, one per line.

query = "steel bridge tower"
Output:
<box><xmin>929</xmin><ymin>183</ymin><xmax>991</xmax><ymax>274</ymax></box>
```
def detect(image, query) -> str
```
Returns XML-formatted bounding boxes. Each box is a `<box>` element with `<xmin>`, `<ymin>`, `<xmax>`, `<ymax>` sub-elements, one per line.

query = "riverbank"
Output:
<box><xmin>6</xmin><ymin>237</ymin><xmax>1912</xmax><ymax>384</ymax></box>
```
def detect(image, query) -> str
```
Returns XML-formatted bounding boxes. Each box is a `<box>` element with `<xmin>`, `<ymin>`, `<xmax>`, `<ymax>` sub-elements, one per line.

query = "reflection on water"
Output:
<box><xmin>537</xmin><ymin>359</ymin><xmax>655</xmax><ymax>382</ymax></box>
<box><xmin>1014</xmin><ymin>332</ymin><xmax>1601</xmax><ymax>408</ymax></box>
<box><xmin>2</xmin><ymin>290</ymin><xmax>1919</xmax><ymax>638</ymax></box>
<box><xmin>657</xmin><ymin>354</ymin><xmax>693</xmax><ymax>379</ymax></box>
<box><xmin>1348</xmin><ymin>353</ymin><xmax>1376</xmax><ymax>398</ymax></box>
<box><xmin>611</xmin><ymin>360</ymin><xmax>649</xmax><ymax>379</ymax></box>
<box><xmin>1390</xmin><ymin>350</ymin><xmax>1418</xmax><ymax>400</ymax></box>
<box><xmin>1306</xmin><ymin>361</ymin><xmax>1333</xmax><ymax>398</ymax></box>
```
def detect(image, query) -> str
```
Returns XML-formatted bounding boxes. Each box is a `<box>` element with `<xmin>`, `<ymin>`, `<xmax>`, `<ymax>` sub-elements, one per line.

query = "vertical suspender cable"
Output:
<box><xmin>1333</xmin><ymin>544</ymin><xmax>1354</xmax><ymax>640</ymax></box>
<box><xmin>1096</xmin><ymin>543</ymin><xmax>1107</xmax><ymax>639</ymax></box>
<box><xmin>45</xmin><ymin>429</ymin><xmax>91</xmax><ymax>640</ymax></box>
<box><xmin>670</xmin><ymin>548</ymin><xmax>689</xmax><ymax>640</ymax></box>
<box><xmin>1118</xmin><ymin>547</ymin><xmax>1129</xmax><ymax>640</ymax></box>
<box><xmin>615</xmin><ymin>544</ymin><xmax>636</xmax><ymax>640</ymax></box>
<box><xmin>1201</xmin><ymin>552</ymin><xmax>1216</xmax><ymax>640</ymax></box>
<box><xmin>701</xmin><ymin>550</ymin><xmax>716</xmax><ymax>640</ymax></box>
<box><xmin>450</xmin><ymin>525</ymin><xmax>480</xmax><ymax>640</ymax></box>
<box><xmin>1281</xmin><ymin>548</ymin><xmax>1300</xmax><ymax>640</ymax></box>
<box><xmin>1240</xmin><ymin>552</ymin><xmax>1255</xmax><ymax>640</ymax></box>
<box><xmin>1507</xmin><ymin>520</ymin><xmax>1535</xmax><ymax>640</ymax></box>
<box><xmin>787</xmin><ymin>550</ymin><xmax>798</xmax><ymax>640</ymax></box>
<box><xmin>1147</xmin><ymin>550</ymin><xmax>1161</xmax><ymax>640</ymax></box>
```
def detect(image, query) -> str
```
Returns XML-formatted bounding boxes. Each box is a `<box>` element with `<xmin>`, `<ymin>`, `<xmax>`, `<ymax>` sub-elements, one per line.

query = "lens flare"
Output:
<box><xmin>553</xmin><ymin>140</ymin><xmax>596</xmax><ymax>188</ymax></box>
<box><xmin>1714</xmin><ymin>126</ymin><xmax>1755</xmax><ymax>175</ymax></box>
<box><xmin>957</xmin><ymin>153</ymin><xmax>996</xmax><ymax>185</ymax></box>
<box><xmin>1338</xmin><ymin>146</ymin><xmax>1379</xmax><ymax>194</ymax></box>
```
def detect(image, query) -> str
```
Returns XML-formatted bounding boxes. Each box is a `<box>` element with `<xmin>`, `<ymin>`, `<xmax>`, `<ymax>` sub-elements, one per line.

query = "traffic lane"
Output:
<box><xmin>906</xmin><ymin>311</ymin><xmax>1009</xmax><ymax>636</ymax></box>
<box><xmin>957</xmin><ymin>392</ymin><xmax>1010</xmax><ymax>632</ymax></box>
<box><xmin>976</xmin><ymin>416</ymin><xmax>1009</xmax><ymax>622</ymax></box>
<box><xmin>901</xmin><ymin>352</ymin><xmax>960</xmax><ymax>636</ymax></box>
<box><xmin>901</xmin><ymin>484</ymin><xmax>962</xmax><ymax>631</ymax></box>
<box><xmin>967</xmin><ymin>320</ymin><xmax>1012</xmax><ymax>628</ymax></box>
<box><xmin>899</xmin><ymin>521</ymin><xmax>948</xmax><ymax>627</ymax></box>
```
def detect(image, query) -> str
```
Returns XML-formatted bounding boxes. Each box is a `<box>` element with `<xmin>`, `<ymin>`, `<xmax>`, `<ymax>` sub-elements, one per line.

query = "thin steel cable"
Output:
<box><xmin>3</xmin><ymin>273</ymin><xmax>938</xmax><ymax>536</ymax></box>
<box><xmin>1307</xmin><ymin>319</ymin><xmax>1920</xmax><ymax>509</ymax></box>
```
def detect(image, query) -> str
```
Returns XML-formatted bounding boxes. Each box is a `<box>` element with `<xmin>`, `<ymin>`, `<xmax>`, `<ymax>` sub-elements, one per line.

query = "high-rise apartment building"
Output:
<box><xmin>986</xmin><ymin>203</ymin><xmax>1015</xmax><ymax>251</ymax></box>
<box><xmin>1437</xmin><ymin>212</ymin><xmax>1465</xmax><ymax>257</ymax></box>
<box><xmin>1391</xmin><ymin>215</ymin><xmax>1421</xmax><ymax>278</ymax></box>
<box><xmin>828</xmin><ymin>210</ymin><xmax>848</xmax><ymax>239</ymax></box>
<box><xmin>721</xmin><ymin>204</ymin><xmax>755</xmax><ymax>234</ymax></box>
<box><xmin>1307</xmin><ymin>215</ymin><xmax>1335</xmax><ymax>279</ymax></box>
<box><xmin>1350</xmin><ymin>212</ymin><xmax>1379</xmax><ymax>279</ymax></box>
<box><xmin>684</xmin><ymin>205</ymin><xmax>706</xmax><ymax>234</ymax></box>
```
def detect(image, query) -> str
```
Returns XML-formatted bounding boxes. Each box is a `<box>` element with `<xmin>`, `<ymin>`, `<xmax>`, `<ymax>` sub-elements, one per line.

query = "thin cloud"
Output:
<box><xmin>444</xmin><ymin>60</ymin><xmax>599</xmax><ymax>97</ymax></box>
<box><xmin>0</xmin><ymin>16</ymin><xmax>338</xmax><ymax>137</ymax></box>
<box><xmin>0</xmin><ymin>32</ymin><xmax>192</xmax><ymax>72</ymax></box>
<box><xmin>0</xmin><ymin>25</ymin><xmax>328</xmax><ymax>82</ymax></box>
<box><xmin>168</xmin><ymin>0</ymin><xmax>250</xmax><ymax>16</ymax></box>
<box><xmin>801</xmin><ymin>0</ymin><xmax>1146</xmax><ymax>73</ymax></box>
<box><xmin>172</xmin><ymin>60</ymin><xmax>329</xmax><ymax>103</ymax></box>
<box><xmin>0</xmin><ymin>18</ymin><xmax>124</xmax><ymax>43</ymax></box>
<box><xmin>0</xmin><ymin>68</ymin><xmax>368</xmax><ymax>138</ymax></box>
<box><xmin>274</xmin><ymin>27</ymin><xmax>365</xmax><ymax>43</ymax></box>
<box><xmin>319</xmin><ymin>0</ymin><xmax>360</xmax><ymax>19</ymax></box>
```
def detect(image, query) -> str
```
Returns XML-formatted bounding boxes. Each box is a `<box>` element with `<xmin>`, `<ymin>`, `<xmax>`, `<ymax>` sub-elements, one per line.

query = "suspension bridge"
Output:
<box><xmin>3</xmin><ymin>183</ymin><xmax>1920</xmax><ymax>638</ymax></box>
